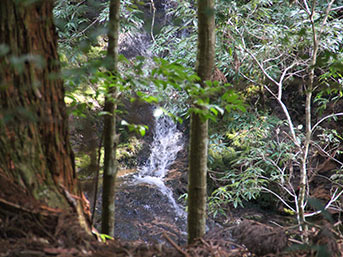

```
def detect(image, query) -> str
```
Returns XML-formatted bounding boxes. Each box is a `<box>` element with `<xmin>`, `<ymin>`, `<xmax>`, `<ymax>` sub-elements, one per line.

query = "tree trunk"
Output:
<box><xmin>101</xmin><ymin>0</ymin><xmax>121</xmax><ymax>237</ymax></box>
<box><xmin>297</xmin><ymin>0</ymin><xmax>334</xmax><ymax>239</ymax></box>
<box><xmin>187</xmin><ymin>0</ymin><xmax>215</xmax><ymax>245</ymax></box>
<box><xmin>0</xmin><ymin>0</ymin><xmax>90</xmax><ymax>233</ymax></box>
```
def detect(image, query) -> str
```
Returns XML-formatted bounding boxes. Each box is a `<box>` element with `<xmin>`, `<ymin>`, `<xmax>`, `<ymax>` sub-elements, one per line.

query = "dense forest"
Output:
<box><xmin>1</xmin><ymin>0</ymin><xmax>343</xmax><ymax>256</ymax></box>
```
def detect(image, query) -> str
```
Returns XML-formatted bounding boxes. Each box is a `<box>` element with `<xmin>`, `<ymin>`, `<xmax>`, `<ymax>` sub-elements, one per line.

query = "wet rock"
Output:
<box><xmin>119</xmin><ymin>98</ymin><xmax>155</xmax><ymax>166</ymax></box>
<box><xmin>114</xmin><ymin>181</ymin><xmax>187</xmax><ymax>244</ymax></box>
<box><xmin>119</xmin><ymin>32</ymin><xmax>151</xmax><ymax>59</ymax></box>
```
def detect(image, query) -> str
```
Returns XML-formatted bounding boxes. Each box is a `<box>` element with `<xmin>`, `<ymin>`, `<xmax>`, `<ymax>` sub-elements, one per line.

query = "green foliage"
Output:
<box><xmin>54</xmin><ymin>0</ymin><xmax>143</xmax><ymax>62</ymax></box>
<box><xmin>152</xmin><ymin>0</ymin><xmax>197</xmax><ymax>66</ymax></box>
<box><xmin>150</xmin><ymin>57</ymin><xmax>246</xmax><ymax>121</ymax></box>
<box><xmin>54</xmin><ymin>0</ymin><xmax>245</xmax><ymax>124</ymax></box>
<box><xmin>208</xmin><ymin>107</ymin><xmax>343</xmax><ymax>215</ymax></box>
<box><xmin>54</xmin><ymin>0</ymin><xmax>93</xmax><ymax>62</ymax></box>
<box><xmin>121</xmin><ymin>120</ymin><xmax>148</xmax><ymax>137</ymax></box>
<box><xmin>216</xmin><ymin>0</ymin><xmax>343</xmax><ymax>88</ymax></box>
<box><xmin>98</xmin><ymin>0</ymin><xmax>144</xmax><ymax>32</ymax></box>
<box><xmin>208</xmin><ymin>111</ymin><xmax>296</xmax><ymax>211</ymax></box>
<box><xmin>74</xmin><ymin>152</ymin><xmax>91</xmax><ymax>172</ymax></box>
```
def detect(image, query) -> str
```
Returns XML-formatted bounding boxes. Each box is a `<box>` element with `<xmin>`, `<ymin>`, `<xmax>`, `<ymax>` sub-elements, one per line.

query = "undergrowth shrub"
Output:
<box><xmin>208</xmin><ymin>111</ymin><xmax>297</xmax><ymax>216</ymax></box>
<box><xmin>208</xmin><ymin>109</ymin><xmax>343</xmax><ymax>220</ymax></box>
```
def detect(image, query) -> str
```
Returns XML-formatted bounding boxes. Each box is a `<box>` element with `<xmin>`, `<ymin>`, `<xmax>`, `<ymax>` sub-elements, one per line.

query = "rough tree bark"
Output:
<box><xmin>0</xmin><ymin>0</ymin><xmax>90</xmax><ymax>232</ymax></box>
<box><xmin>187</xmin><ymin>0</ymin><xmax>215</xmax><ymax>245</ymax></box>
<box><xmin>101</xmin><ymin>0</ymin><xmax>121</xmax><ymax>237</ymax></box>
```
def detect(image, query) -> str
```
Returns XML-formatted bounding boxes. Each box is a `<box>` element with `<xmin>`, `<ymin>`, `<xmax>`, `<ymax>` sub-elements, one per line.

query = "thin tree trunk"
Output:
<box><xmin>0</xmin><ymin>0</ymin><xmax>90</xmax><ymax>233</ymax></box>
<box><xmin>298</xmin><ymin>0</ymin><xmax>334</xmax><ymax>240</ymax></box>
<box><xmin>101</xmin><ymin>0</ymin><xmax>120</xmax><ymax>237</ymax></box>
<box><xmin>187</xmin><ymin>0</ymin><xmax>215</xmax><ymax>245</ymax></box>
<box><xmin>188</xmin><ymin>114</ymin><xmax>209</xmax><ymax>243</ymax></box>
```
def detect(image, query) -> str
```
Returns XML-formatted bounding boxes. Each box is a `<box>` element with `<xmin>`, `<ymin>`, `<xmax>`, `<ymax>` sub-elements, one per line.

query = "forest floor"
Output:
<box><xmin>1</xmin><ymin>168</ymin><xmax>343</xmax><ymax>256</ymax></box>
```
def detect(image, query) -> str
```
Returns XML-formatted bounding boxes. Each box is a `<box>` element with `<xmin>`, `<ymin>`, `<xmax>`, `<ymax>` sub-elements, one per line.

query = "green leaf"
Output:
<box><xmin>98</xmin><ymin>111</ymin><xmax>112</xmax><ymax>116</ymax></box>
<box><xmin>99</xmin><ymin>233</ymin><xmax>114</xmax><ymax>242</ymax></box>
<box><xmin>139</xmin><ymin>126</ymin><xmax>146</xmax><ymax>136</ymax></box>
<box><xmin>210</xmin><ymin>107</ymin><xmax>218</xmax><ymax>116</ymax></box>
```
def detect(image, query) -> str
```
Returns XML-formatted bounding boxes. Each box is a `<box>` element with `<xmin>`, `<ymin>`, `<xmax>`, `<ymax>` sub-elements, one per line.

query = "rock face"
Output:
<box><xmin>88</xmin><ymin>168</ymin><xmax>188</xmax><ymax>244</ymax></box>
<box><xmin>118</xmin><ymin>0</ymin><xmax>177</xmax><ymax>59</ymax></box>
<box><xmin>112</xmin><ymin>113</ymin><xmax>188</xmax><ymax>243</ymax></box>
<box><xmin>120</xmin><ymin>98</ymin><xmax>155</xmax><ymax>130</ymax></box>
<box><xmin>114</xmin><ymin>180</ymin><xmax>187</xmax><ymax>244</ymax></box>
<box><xmin>118</xmin><ymin>99</ymin><xmax>156</xmax><ymax>166</ymax></box>
<box><xmin>119</xmin><ymin>32</ymin><xmax>151</xmax><ymax>59</ymax></box>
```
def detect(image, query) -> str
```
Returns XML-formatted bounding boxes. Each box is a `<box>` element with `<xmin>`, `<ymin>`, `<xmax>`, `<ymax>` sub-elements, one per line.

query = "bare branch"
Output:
<box><xmin>315</xmin><ymin>174</ymin><xmax>343</xmax><ymax>188</ymax></box>
<box><xmin>263</xmin><ymin>53</ymin><xmax>285</xmax><ymax>64</ymax></box>
<box><xmin>312</xmin><ymin>142</ymin><xmax>343</xmax><ymax>167</ymax></box>
<box><xmin>312</xmin><ymin>113</ymin><xmax>343</xmax><ymax>132</ymax></box>
<box><xmin>239</xmin><ymin>49</ymin><xmax>300</xmax><ymax>147</ymax></box>
<box><xmin>302</xmin><ymin>0</ymin><xmax>312</xmax><ymax>15</ymax></box>
<box><xmin>331</xmin><ymin>6</ymin><xmax>343</xmax><ymax>11</ymax></box>
<box><xmin>311</xmin><ymin>0</ymin><xmax>317</xmax><ymax>18</ymax></box>
<box><xmin>318</xmin><ymin>0</ymin><xmax>336</xmax><ymax>40</ymax></box>
<box><xmin>279</xmin><ymin>62</ymin><xmax>298</xmax><ymax>85</ymax></box>
<box><xmin>305</xmin><ymin>189</ymin><xmax>343</xmax><ymax>217</ymax></box>
<box><xmin>261</xmin><ymin>186</ymin><xmax>296</xmax><ymax>212</ymax></box>
<box><xmin>244</xmin><ymin>48</ymin><xmax>280</xmax><ymax>88</ymax></box>
<box><xmin>150</xmin><ymin>0</ymin><xmax>156</xmax><ymax>43</ymax></box>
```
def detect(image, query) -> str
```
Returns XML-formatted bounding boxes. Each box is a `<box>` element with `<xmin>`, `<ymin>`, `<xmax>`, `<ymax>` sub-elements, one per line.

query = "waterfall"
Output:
<box><xmin>134</xmin><ymin>108</ymin><xmax>185</xmax><ymax>217</ymax></box>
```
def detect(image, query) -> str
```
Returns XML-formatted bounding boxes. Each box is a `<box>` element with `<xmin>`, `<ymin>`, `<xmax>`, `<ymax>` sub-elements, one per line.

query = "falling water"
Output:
<box><xmin>134</xmin><ymin>108</ymin><xmax>185</xmax><ymax>217</ymax></box>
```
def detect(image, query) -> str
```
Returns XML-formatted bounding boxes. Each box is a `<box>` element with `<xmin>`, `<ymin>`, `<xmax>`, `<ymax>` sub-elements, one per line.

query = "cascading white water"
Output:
<box><xmin>134</xmin><ymin>108</ymin><xmax>185</xmax><ymax>217</ymax></box>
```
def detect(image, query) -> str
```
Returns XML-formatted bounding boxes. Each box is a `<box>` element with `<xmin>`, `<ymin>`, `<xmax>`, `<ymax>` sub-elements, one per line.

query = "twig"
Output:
<box><xmin>304</xmin><ymin>188</ymin><xmax>343</xmax><ymax>217</ymax></box>
<box><xmin>261</xmin><ymin>186</ymin><xmax>296</xmax><ymax>212</ymax></box>
<box><xmin>200</xmin><ymin>238</ymin><xmax>211</xmax><ymax>247</ymax></box>
<box><xmin>312</xmin><ymin>113</ymin><xmax>343</xmax><ymax>132</ymax></box>
<box><xmin>244</xmin><ymin>47</ymin><xmax>279</xmax><ymax>88</ymax></box>
<box><xmin>163</xmin><ymin>232</ymin><xmax>190</xmax><ymax>257</ymax></box>
<box><xmin>312</xmin><ymin>142</ymin><xmax>343</xmax><ymax>167</ymax></box>
<box><xmin>315</xmin><ymin>174</ymin><xmax>343</xmax><ymax>188</ymax></box>
<box><xmin>331</xmin><ymin>6</ymin><xmax>343</xmax><ymax>11</ymax></box>
<box><xmin>150</xmin><ymin>0</ymin><xmax>156</xmax><ymax>43</ymax></box>
<box><xmin>69</xmin><ymin>17</ymin><xmax>100</xmax><ymax>41</ymax></box>
<box><xmin>302</xmin><ymin>0</ymin><xmax>312</xmax><ymax>15</ymax></box>
<box><xmin>289</xmin><ymin>238</ymin><xmax>304</xmax><ymax>244</ymax></box>
<box><xmin>241</xmin><ymin>48</ymin><xmax>300</xmax><ymax>147</ymax></box>
<box><xmin>263</xmin><ymin>53</ymin><xmax>285</xmax><ymax>64</ymax></box>
<box><xmin>33</xmin><ymin>215</ymin><xmax>57</xmax><ymax>242</ymax></box>
<box><xmin>122</xmin><ymin>248</ymin><xmax>134</xmax><ymax>257</ymax></box>
<box><xmin>318</xmin><ymin>0</ymin><xmax>335</xmax><ymax>40</ymax></box>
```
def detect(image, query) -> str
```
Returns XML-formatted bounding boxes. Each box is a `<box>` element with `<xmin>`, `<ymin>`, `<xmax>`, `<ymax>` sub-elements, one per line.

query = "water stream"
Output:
<box><xmin>134</xmin><ymin>108</ymin><xmax>186</xmax><ymax>218</ymax></box>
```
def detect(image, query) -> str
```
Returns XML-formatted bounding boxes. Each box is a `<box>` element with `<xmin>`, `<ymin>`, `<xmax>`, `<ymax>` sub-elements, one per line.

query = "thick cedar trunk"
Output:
<box><xmin>101</xmin><ymin>0</ymin><xmax>120</xmax><ymax>237</ymax></box>
<box><xmin>187</xmin><ymin>0</ymin><xmax>215</xmax><ymax>244</ymax></box>
<box><xmin>0</xmin><ymin>0</ymin><xmax>90</xmax><ymax>232</ymax></box>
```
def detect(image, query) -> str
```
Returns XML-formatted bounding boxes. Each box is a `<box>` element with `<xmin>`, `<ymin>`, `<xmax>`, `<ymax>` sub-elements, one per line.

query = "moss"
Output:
<box><xmin>75</xmin><ymin>153</ymin><xmax>91</xmax><ymax>171</ymax></box>
<box><xmin>116</xmin><ymin>136</ymin><xmax>143</xmax><ymax>169</ymax></box>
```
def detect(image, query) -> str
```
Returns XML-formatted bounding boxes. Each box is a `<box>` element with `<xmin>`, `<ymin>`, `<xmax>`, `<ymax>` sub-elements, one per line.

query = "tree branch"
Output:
<box><xmin>261</xmin><ymin>186</ymin><xmax>296</xmax><ymax>212</ymax></box>
<box><xmin>312</xmin><ymin>113</ymin><xmax>343</xmax><ymax>132</ymax></box>
<box><xmin>304</xmin><ymin>188</ymin><xmax>343</xmax><ymax>217</ymax></box>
